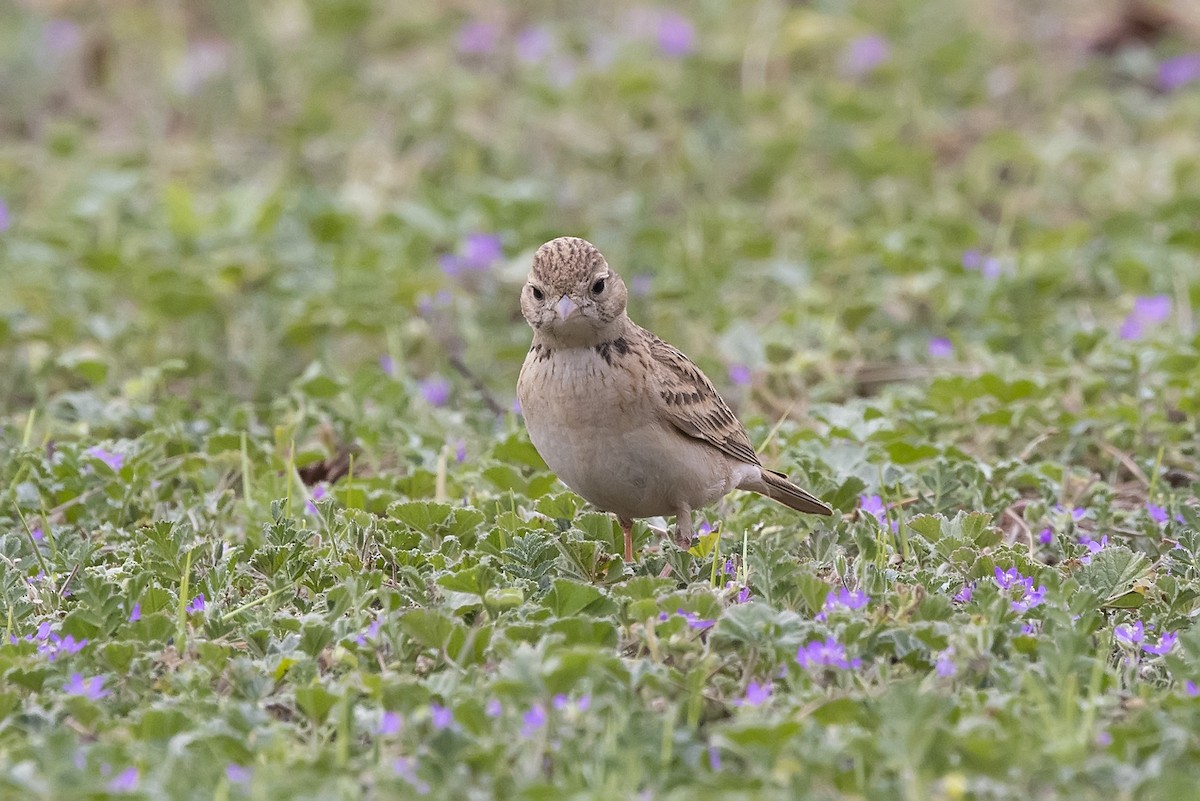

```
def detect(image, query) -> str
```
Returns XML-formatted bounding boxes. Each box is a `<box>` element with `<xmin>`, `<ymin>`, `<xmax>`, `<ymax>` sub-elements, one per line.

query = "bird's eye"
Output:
<box><xmin>591</xmin><ymin>277</ymin><xmax>607</xmax><ymax>295</ymax></box>
<box><xmin>530</xmin><ymin>285</ymin><xmax>544</xmax><ymax>301</ymax></box>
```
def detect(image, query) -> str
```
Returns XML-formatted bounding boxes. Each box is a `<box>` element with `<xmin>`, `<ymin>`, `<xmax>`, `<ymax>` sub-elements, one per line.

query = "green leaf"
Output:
<box><xmin>1078</xmin><ymin>547</ymin><xmax>1151</xmax><ymax>600</ymax></box>
<box><xmin>544</xmin><ymin>579</ymin><xmax>612</xmax><ymax>617</ymax></box>
<box><xmin>294</xmin><ymin>685</ymin><xmax>339</xmax><ymax>726</ymax></box>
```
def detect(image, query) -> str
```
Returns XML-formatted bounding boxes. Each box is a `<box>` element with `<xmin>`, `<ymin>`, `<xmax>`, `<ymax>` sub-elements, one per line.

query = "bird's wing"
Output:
<box><xmin>643</xmin><ymin>329</ymin><xmax>762</xmax><ymax>467</ymax></box>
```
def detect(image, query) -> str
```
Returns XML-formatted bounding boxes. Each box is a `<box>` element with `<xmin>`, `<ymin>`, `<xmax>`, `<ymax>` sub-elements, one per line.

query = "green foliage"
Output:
<box><xmin>1</xmin><ymin>1</ymin><xmax>1199</xmax><ymax>799</ymax></box>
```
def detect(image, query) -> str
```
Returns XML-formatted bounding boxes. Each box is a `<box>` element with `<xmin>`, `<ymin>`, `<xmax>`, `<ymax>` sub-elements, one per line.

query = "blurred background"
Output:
<box><xmin>1</xmin><ymin>0</ymin><xmax>1198</xmax><ymax>433</ymax></box>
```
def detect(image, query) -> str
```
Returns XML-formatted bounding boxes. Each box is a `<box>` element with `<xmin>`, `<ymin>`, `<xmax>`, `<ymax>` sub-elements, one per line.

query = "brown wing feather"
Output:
<box><xmin>643</xmin><ymin>328</ymin><xmax>761</xmax><ymax>467</ymax></box>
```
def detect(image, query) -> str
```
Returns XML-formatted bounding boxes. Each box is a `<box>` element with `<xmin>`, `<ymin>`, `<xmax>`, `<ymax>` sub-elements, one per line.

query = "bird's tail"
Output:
<box><xmin>751</xmin><ymin>469</ymin><xmax>834</xmax><ymax>516</ymax></box>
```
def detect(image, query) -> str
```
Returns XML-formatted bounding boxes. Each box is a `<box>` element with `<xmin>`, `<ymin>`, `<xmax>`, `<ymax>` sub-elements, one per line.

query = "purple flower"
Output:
<box><xmin>736</xmin><ymin>585</ymin><xmax>751</xmax><ymax>604</ymax></box>
<box><xmin>678</xmin><ymin>609</ymin><xmax>716</xmax><ymax>630</ymax></box>
<box><xmin>841</xmin><ymin>35</ymin><xmax>890</xmax><ymax>77</ymax></box>
<box><xmin>521</xmin><ymin>703</ymin><xmax>547</xmax><ymax>736</ymax></box>
<box><xmin>39</xmin><ymin>632</ymin><xmax>88</xmax><ymax>661</ymax></box>
<box><xmin>485</xmin><ymin>699</ymin><xmax>503</xmax><ymax>717</ymax></box>
<box><xmin>796</xmin><ymin>638</ymin><xmax>862</xmax><ymax>671</ymax></box>
<box><xmin>656</xmin><ymin>12</ymin><xmax>695</xmax><ymax>57</ymax></box>
<box><xmin>552</xmin><ymin>694</ymin><xmax>570</xmax><ymax>711</ymax></box>
<box><xmin>1185</xmin><ymin>680</ymin><xmax>1199</xmax><ymax>697</ymax></box>
<box><xmin>418</xmin><ymin>377</ymin><xmax>451</xmax><ymax>407</ymax></box>
<box><xmin>1038</xmin><ymin>527</ymin><xmax>1053</xmax><ymax>545</ymax></box>
<box><xmin>128</xmin><ymin>603</ymin><xmax>141</xmax><ymax>623</ymax></box>
<box><xmin>107</xmin><ymin>767</ymin><xmax>139</xmax><ymax>793</ymax></box>
<box><xmin>393</xmin><ymin>757</ymin><xmax>430</xmax><ymax>794</ymax></box>
<box><xmin>697</xmin><ymin>520</ymin><xmax>713</xmax><ymax>536</ymax></box>
<box><xmin>1143</xmin><ymin>632</ymin><xmax>1177</xmax><ymax>656</ymax></box>
<box><xmin>1021</xmin><ymin>622</ymin><xmax>1037</xmax><ymax>635</ymax></box>
<box><xmin>87</xmin><ymin>446</ymin><xmax>124</xmax><ymax>472</ymax></box>
<box><xmin>981</xmin><ymin>257</ymin><xmax>1003</xmax><ymax>279</ymax></box>
<box><xmin>1080</xmin><ymin>534</ymin><xmax>1107</xmax><ymax>565</ymax></box>
<box><xmin>727</xmin><ymin>363</ymin><xmax>752</xmax><ymax>386</ymax></box>
<box><xmin>429</xmin><ymin>702</ymin><xmax>453</xmax><ymax>731</ymax></box>
<box><xmin>186</xmin><ymin>593</ymin><xmax>206</xmax><ymax>614</ymax></box>
<box><xmin>1054</xmin><ymin>504</ymin><xmax>1087</xmax><ymax>522</ymax></box>
<box><xmin>708</xmin><ymin>745</ymin><xmax>722</xmax><ymax>771</ymax></box>
<box><xmin>1011</xmin><ymin>583</ymin><xmax>1046</xmax><ymax>613</ymax></box>
<box><xmin>64</xmin><ymin>673</ymin><xmax>109</xmax><ymax>700</ymax></box>
<box><xmin>1115</xmin><ymin>621</ymin><xmax>1145</xmax><ymax>645</ymax></box>
<box><xmin>1158</xmin><ymin>53</ymin><xmax>1200</xmax><ymax>92</ymax></box>
<box><xmin>380</xmin><ymin>355</ymin><xmax>396</xmax><ymax>377</ymax></box>
<box><xmin>1147</xmin><ymin>503</ymin><xmax>1169</xmax><ymax>524</ymax></box>
<box><xmin>226</xmin><ymin>764</ymin><xmax>251</xmax><ymax>784</ymax></box>
<box><xmin>935</xmin><ymin>649</ymin><xmax>956</xmax><ymax>677</ymax></box>
<box><xmin>461</xmin><ymin>233</ymin><xmax>503</xmax><ymax>270</ymax></box>
<box><xmin>576</xmin><ymin>695</ymin><xmax>591</xmax><ymax>713</ymax></box>
<box><xmin>630</xmin><ymin>274</ymin><xmax>653</xmax><ymax>297</ymax></box>
<box><xmin>723</xmin><ymin>558</ymin><xmax>736</xmax><ymax>576</ymax></box>
<box><xmin>305</xmin><ymin>484</ymin><xmax>327</xmax><ymax>516</ymax></box>
<box><xmin>736</xmin><ymin>681</ymin><xmax>771</xmax><ymax>707</ymax></box>
<box><xmin>994</xmin><ymin>567</ymin><xmax>1023</xmax><ymax>590</ymax></box>
<box><xmin>961</xmin><ymin>249</ymin><xmax>983</xmax><ymax>270</ymax></box>
<box><xmin>379</xmin><ymin>711</ymin><xmax>402</xmax><ymax>736</ymax></box>
<box><xmin>927</xmin><ymin>337</ymin><xmax>954</xmax><ymax>359</ymax></box>
<box><xmin>1120</xmin><ymin>295</ymin><xmax>1172</xmax><ymax>340</ymax></box>
<box><xmin>817</xmin><ymin>587</ymin><xmax>869</xmax><ymax>622</ymax></box>
<box><xmin>1095</xmin><ymin>730</ymin><xmax>1112</xmax><ymax>747</ymax></box>
<box><xmin>457</xmin><ymin>21</ymin><xmax>499</xmax><ymax>55</ymax></box>
<box><xmin>516</xmin><ymin>27</ymin><xmax>553</xmax><ymax>64</ymax></box>
<box><xmin>43</xmin><ymin>19</ymin><xmax>82</xmax><ymax>56</ymax></box>
<box><xmin>953</xmin><ymin>583</ymin><xmax>973</xmax><ymax>603</ymax></box>
<box><xmin>30</xmin><ymin>526</ymin><xmax>44</xmax><ymax>542</ymax></box>
<box><xmin>0</xmin><ymin>198</ymin><xmax>9</xmax><ymax>233</ymax></box>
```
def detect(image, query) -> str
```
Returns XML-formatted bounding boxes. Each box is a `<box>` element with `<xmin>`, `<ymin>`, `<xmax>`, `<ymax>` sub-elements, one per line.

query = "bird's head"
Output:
<box><xmin>521</xmin><ymin>237</ymin><xmax>629</xmax><ymax>346</ymax></box>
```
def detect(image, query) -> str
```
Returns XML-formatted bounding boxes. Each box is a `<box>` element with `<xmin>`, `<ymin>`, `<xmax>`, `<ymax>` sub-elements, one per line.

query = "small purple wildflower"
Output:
<box><xmin>429</xmin><ymin>702</ymin><xmax>453</xmax><ymax>731</ymax></box>
<box><xmin>1080</xmin><ymin>534</ymin><xmax>1107</xmax><ymax>565</ymax></box>
<box><xmin>1120</xmin><ymin>295</ymin><xmax>1172</xmax><ymax>341</ymax></box>
<box><xmin>226</xmin><ymin>764</ymin><xmax>251</xmax><ymax>784</ymax></box>
<box><xmin>981</xmin><ymin>257</ymin><xmax>1003</xmax><ymax>280</ymax></box>
<box><xmin>128</xmin><ymin>603</ymin><xmax>141</xmax><ymax>623</ymax></box>
<box><xmin>994</xmin><ymin>567</ymin><xmax>1023</xmax><ymax>590</ymax></box>
<box><xmin>678</xmin><ymin>609</ymin><xmax>716</xmax><ymax>630</ymax></box>
<box><xmin>630</xmin><ymin>274</ymin><xmax>653</xmax><ymax>297</ymax></box>
<box><xmin>380</xmin><ymin>355</ymin><xmax>396</xmax><ymax>377</ymax></box>
<box><xmin>379</xmin><ymin>711</ymin><xmax>402</xmax><ymax>736</ymax></box>
<box><xmin>736</xmin><ymin>585</ymin><xmax>751</xmax><ymax>604</ymax></box>
<box><xmin>552</xmin><ymin>694</ymin><xmax>570</xmax><ymax>711</ymax></box>
<box><xmin>860</xmin><ymin>494</ymin><xmax>886</xmax><ymax>519</ymax></box>
<box><xmin>796</xmin><ymin>638</ymin><xmax>862</xmax><ymax>671</ymax></box>
<box><xmin>727</xmin><ymin>363</ymin><xmax>752</xmax><ymax>387</ymax></box>
<box><xmin>1115</xmin><ymin>621</ymin><xmax>1145</xmax><ymax>645</ymax></box>
<box><xmin>515</xmin><ymin>27</ymin><xmax>553</xmax><ymax>64</ymax></box>
<box><xmin>1021</xmin><ymin>622</ymin><xmax>1037</xmax><ymax>635</ymax></box>
<box><xmin>1158</xmin><ymin>53</ymin><xmax>1200</xmax><ymax>92</ymax></box>
<box><xmin>841</xmin><ymin>35</ymin><xmax>890</xmax><ymax>77</ymax></box>
<box><xmin>1143</xmin><ymin>632</ymin><xmax>1177</xmax><ymax>656</ymax></box>
<box><xmin>576</xmin><ymin>695</ymin><xmax>591</xmax><ymax>712</ymax></box>
<box><xmin>64</xmin><ymin>673</ymin><xmax>109</xmax><ymax>700</ymax></box>
<box><xmin>305</xmin><ymin>484</ymin><xmax>327</xmax><ymax>516</ymax></box>
<box><xmin>454</xmin><ymin>440</ymin><xmax>467</xmax><ymax>463</ymax></box>
<box><xmin>736</xmin><ymin>681</ymin><xmax>771</xmax><ymax>707</ymax></box>
<box><xmin>87</xmin><ymin>446</ymin><xmax>124</xmax><ymax>472</ymax></box>
<box><xmin>1038</xmin><ymin>527</ymin><xmax>1053</xmax><ymax>545</ymax></box>
<box><xmin>927</xmin><ymin>337</ymin><xmax>954</xmax><ymax>359</ymax></box>
<box><xmin>953</xmin><ymin>583</ymin><xmax>973</xmax><ymax>603</ymax></box>
<box><xmin>961</xmin><ymin>249</ymin><xmax>983</xmax><ymax>270</ymax></box>
<box><xmin>460</xmin><ymin>232</ymin><xmax>503</xmax><ymax>270</ymax></box>
<box><xmin>1095</xmin><ymin>730</ymin><xmax>1113</xmax><ymax>747</ymax></box>
<box><xmin>1185</xmin><ymin>680</ymin><xmax>1199</xmax><ymax>697</ymax></box>
<box><xmin>107</xmin><ymin>767</ymin><xmax>139</xmax><ymax>793</ymax></box>
<box><xmin>31</xmin><ymin>526</ymin><xmax>44</xmax><ymax>542</ymax></box>
<box><xmin>0</xmin><ymin>198</ymin><xmax>9</xmax><ymax>233</ymax></box>
<box><xmin>656</xmin><ymin>12</ymin><xmax>696</xmax><ymax>57</ymax></box>
<box><xmin>708</xmin><ymin>744</ymin><xmax>722</xmax><ymax>771</ymax></box>
<box><xmin>1011</xmin><ymin>583</ymin><xmax>1046</xmax><ymax>613</ymax></box>
<box><xmin>485</xmin><ymin>699</ymin><xmax>503</xmax><ymax>717</ymax></box>
<box><xmin>186</xmin><ymin>593</ymin><xmax>206</xmax><ymax>614</ymax></box>
<box><xmin>697</xmin><ymin>520</ymin><xmax>713</xmax><ymax>537</ymax></box>
<box><xmin>457</xmin><ymin>21</ymin><xmax>499</xmax><ymax>55</ymax></box>
<box><xmin>723</xmin><ymin>558</ymin><xmax>736</xmax><ymax>576</ymax></box>
<box><xmin>935</xmin><ymin>649</ymin><xmax>956</xmax><ymax>677</ymax></box>
<box><xmin>393</xmin><ymin>757</ymin><xmax>431</xmax><ymax>794</ymax></box>
<box><xmin>40</xmin><ymin>633</ymin><xmax>88</xmax><ymax>661</ymax></box>
<box><xmin>1147</xmin><ymin>503</ymin><xmax>1169</xmax><ymax>524</ymax></box>
<box><xmin>512</xmin><ymin>397</ymin><xmax>522</xmax><ymax>415</ymax></box>
<box><xmin>419</xmin><ymin>377</ymin><xmax>451</xmax><ymax>407</ymax></box>
<box><xmin>521</xmin><ymin>703</ymin><xmax>547</xmax><ymax>736</ymax></box>
<box><xmin>816</xmin><ymin>587</ymin><xmax>869</xmax><ymax>622</ymax></box>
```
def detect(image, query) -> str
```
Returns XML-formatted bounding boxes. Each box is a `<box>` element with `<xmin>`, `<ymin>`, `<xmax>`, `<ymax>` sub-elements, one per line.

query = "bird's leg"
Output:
<box><xmin>618</xmin><ymin>516</ymin><xmax>634</xmax><ymax>562</ymax></box>
<box><xmin>673</xmin><ymin>506</ymin><xmax>694</xmax><ymax>549</ymax></box>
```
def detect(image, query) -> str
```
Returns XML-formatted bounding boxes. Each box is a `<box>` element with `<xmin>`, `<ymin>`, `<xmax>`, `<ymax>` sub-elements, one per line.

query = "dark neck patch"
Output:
<box><xmin>529</xmin><ymin>342</ymin><xmax>553</xmax><ymax>362</ymax></box>
<box><xmin>594</xmin><ymin>335</ymin><xmax>630</xmax><ymax>366</ymax></box>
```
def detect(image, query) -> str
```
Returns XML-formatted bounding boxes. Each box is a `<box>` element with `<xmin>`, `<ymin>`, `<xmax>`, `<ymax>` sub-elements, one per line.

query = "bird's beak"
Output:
<box><xmin>555</xmin><ymin>295</ymin><xmax>579</xmax><ymax>320</ymax></box>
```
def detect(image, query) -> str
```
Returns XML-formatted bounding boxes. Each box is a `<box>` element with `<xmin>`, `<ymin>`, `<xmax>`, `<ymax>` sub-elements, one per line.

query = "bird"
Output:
<box><xmin>516</xmin><ymin>236</ymin><xmax>833</xmax><ymax>562</ymax></box>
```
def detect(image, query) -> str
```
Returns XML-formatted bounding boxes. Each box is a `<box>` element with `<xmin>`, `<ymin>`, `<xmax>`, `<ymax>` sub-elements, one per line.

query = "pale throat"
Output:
<box><xmin>533</xmin><ymin>312</ymin><xmax>631</xmax><ymax>350</ymax></box>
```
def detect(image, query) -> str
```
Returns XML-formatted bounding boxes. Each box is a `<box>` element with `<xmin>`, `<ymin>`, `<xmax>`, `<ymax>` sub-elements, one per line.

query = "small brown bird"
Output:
<box><xmin>516</xmin><ymin>237</ymin><xmax>832</xmax><ymax>561</ymax></box>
